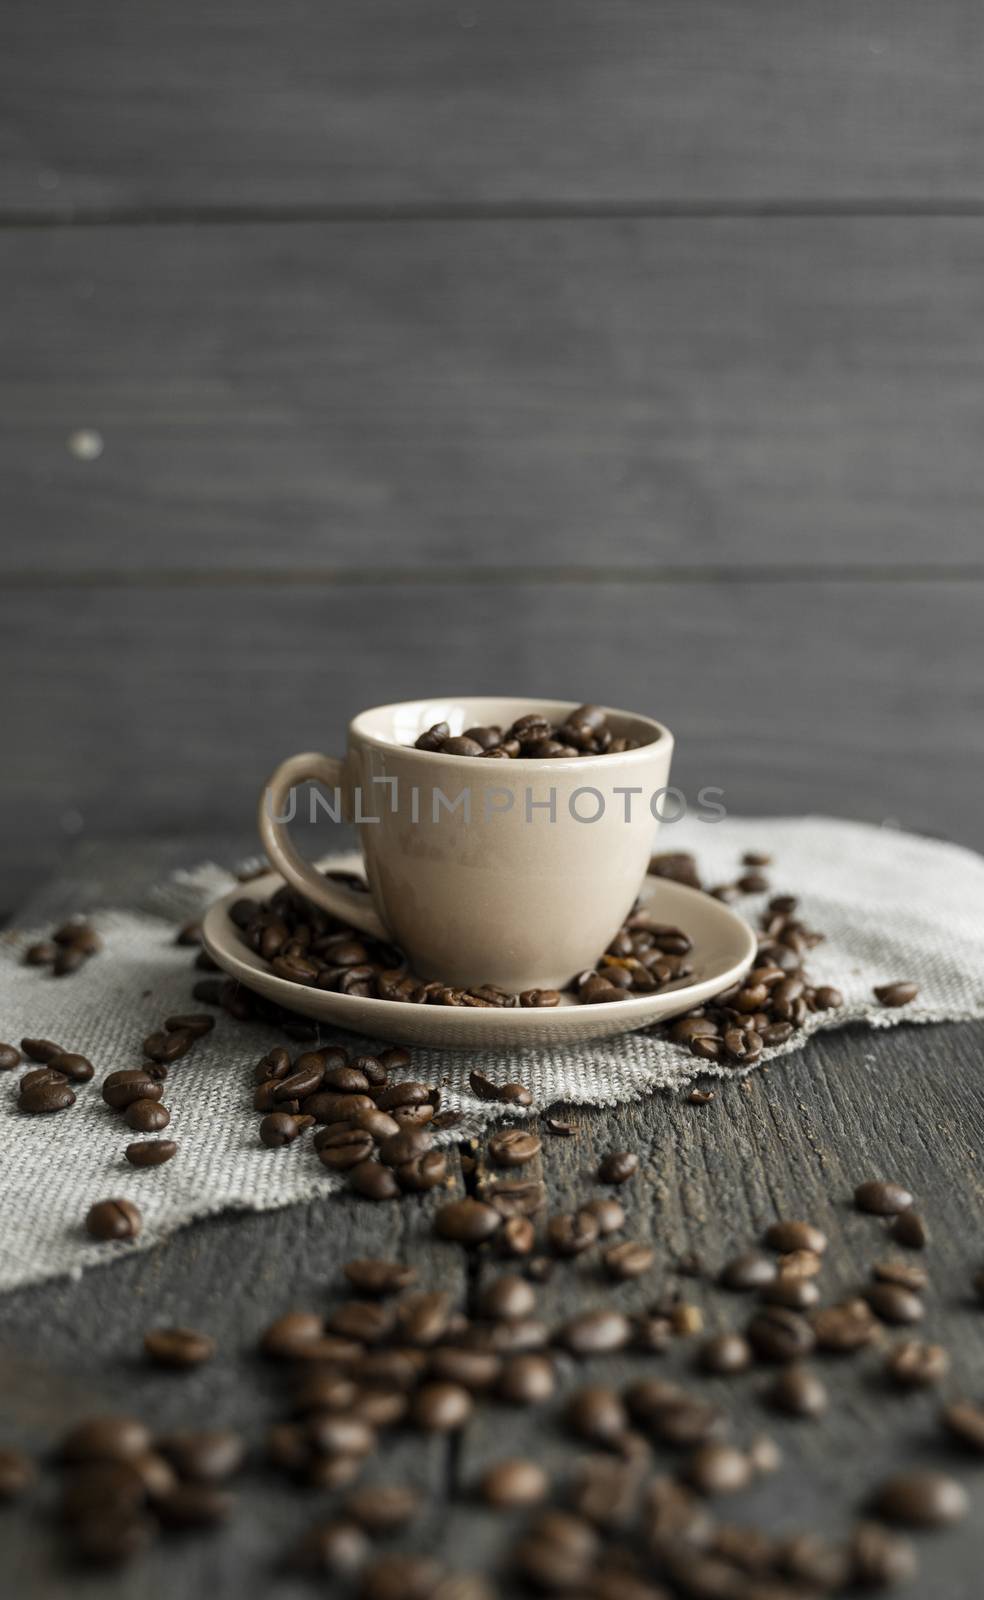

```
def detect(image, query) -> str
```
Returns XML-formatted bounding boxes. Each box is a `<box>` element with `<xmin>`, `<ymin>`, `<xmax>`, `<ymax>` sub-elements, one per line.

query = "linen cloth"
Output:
<box><xmin>2</xmin><ymin>816</ymin><xmax>982</xmax><ymax>1292</ymax></box>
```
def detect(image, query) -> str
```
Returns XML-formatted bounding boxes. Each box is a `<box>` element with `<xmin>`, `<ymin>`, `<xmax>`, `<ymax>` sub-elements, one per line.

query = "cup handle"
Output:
<box><xmin>257</xmin><ymin>751</ymin><xmax>389</xmax><ymax>941</ymax></box>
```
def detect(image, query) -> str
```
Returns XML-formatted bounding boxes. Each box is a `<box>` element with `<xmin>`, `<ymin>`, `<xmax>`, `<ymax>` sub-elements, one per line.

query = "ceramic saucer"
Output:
<box><xmin>202</xmin><ymin>852</ymin><xmax>756</xmax><ymax>1051</ymax></box>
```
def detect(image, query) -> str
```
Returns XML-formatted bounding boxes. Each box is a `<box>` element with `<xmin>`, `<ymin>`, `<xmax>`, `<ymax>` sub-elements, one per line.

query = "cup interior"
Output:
<box><xmin>351</xmin><ymin>697</ymin><xmax>667</xmax><ymax>761</ymax></box>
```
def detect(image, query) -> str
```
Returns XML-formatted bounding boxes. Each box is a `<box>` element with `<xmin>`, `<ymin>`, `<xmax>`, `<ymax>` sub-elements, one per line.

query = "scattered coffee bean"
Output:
<box><xmin>580</xmin><ymin>1196</ymin><xmax>625</xmax><ymax>1235</ymax></box>
<box><xmin>850</xmin><ymin>1522</ymin><xmax>918</xmax><ymax>1587</ymax></box>
<box><xmin>812</xmin><ymin>1298</ymin><xmax>879</xmax><ymax>1353</ymax></box>
<box><xmin>872</xmin><ymin>1258</ymin><xmax>928</xmax><ymax>1292</ymax></box>
<box><xmin>143</xmin><ymin>1030</ymin><xmax>194</xmax><ymax>1065</ymax></box>
<box><xmin>747</xmin><ymin>1306</ymin><xmax>816</xmax><ymax>1363</ymax></box>
<box><xmin>942</xmin><ymin>1399</ymin><xmax>984</xmax><ymax>1452</ymax></box>
<box><xmin>411</xmin><ymin>1382</ymin><xmax>473</xmax><ymax>1432</ymax></box>
<box><xmin>20</xmin><ymin>1037</ymin><xmax>65</xmax><ymax>1063</ymax></box>
<box><xmin>497</xmin><ymin>1354</ymin><xmax>556</xmax><ymax>1404</ymax></box>
<box><xmin>865</xmin><ymin>1282</ymin><xmax>924</xmax><ymax>1325</ymax></box>
<box><xmin>125</xmin><ymin>1139</ymin><xmax>177</xmax><ymax>1168</ymax></box>
<box><xmin>479</xmin><ymin>1274</ymin><xmax>537</xmax><ymax>1322</ymax></box>
<box><xmin>144</xmin><ymin>1328</ymin><xmax>216</xmax><ymax>1369</ymax></box>
<box><xmin>762</xmin><ymin>1275</ymin><xmax>820</xmax><ymax>1310</ymax></box>
<box><xmin>20</xmin><ymin>1076</ymin><xmax>76</xmax><ymax>1114</ymax></box>
<box><xmin>873</xmin><ymin>982</ymin><xmax>919</xmax><ymax>1007</ymax></box>
<box><xmin>720</xmin><ymin>1251</ymin><xmax>778</xmax><ymax>1292</ymax></box>
<box><xmin>892</xmin><ymin>1209</ymin><xmax>929</xmax><ymax>1249</ymax></box>
<box><xmin>547</xmin><ymin>1211</ymin><xmax>599</xmax><ymax>1257</ymax></box>
<box><xmin>479</xmin><ymin>1457</ymin><xmax>549</xmax><ymax>1509</ymax></box>
<box><xmin>488</xmin><ymin>1129</ymin><xmax>541</xmax><ymax>1168</ymax></box>
<box><xmin>260</xmin><ymin>1112</ymin><xmax>302</xmax><ymax>1149</ymax></box>
<box><xmin>0</xmin><ymin>1043</ymin><xmax>22</xmax><ymax>1070</ymax></box>
<box><xmin>348</xmin><ymin>1161</ymin><xmax>401</xmax><ymax>1201</ymax></box>
<box><xmin>698</xmin><ymin>1333</ymin><xmax>753</xmax><ymax>1376</ymax></box>
<box><xmin>85</xmin><ymin>1199</ymin><xmax>141</xmax><ymax>1242</ymax></box>
<box><xmin>854</xmin><ymin>1179</ymin><xmax>913</xmax><ymax>1216</ymax></box>
<box><xmin>287</xmin><ymin>1518</ymin><xmax>371</xmax><ymax>1574</ymax></box>
<box><xmin>766</xmin><ymin>1364</ymin><xmax>828</xmax><ymax>1417</ymax></box>
<box><xmin>61</xmin><ymin>1416</ymin><xmax>152</xmax><ymax>1463</ymax></box>
<box><xmin>45</xmin><ymin>1051</ymin><xmax>94</xmax><ymax>1083</ymax></box>
<box><xmin>603</xmin><ymin>1240</ymin><xmax>655</xmax><ymax>1280</ymax></box>
<box><xmin>102</xmin><ymin>1070</ymin><xmax>163</xmax><ymax>1111</ymax></box>
<box><xmin>686</xmin><ymin>1443</ymin><xmax>753</xmax><ymax>1496</ymax></box>
<box><xmin>763</xmin><ymin>1219</ymin><xmax>827</xmax><ymax>1255</ymax></box>
<box><xmin>886</xmin><ymin>1339</ymin><xmax>949</xmax><ymax>1388</ymax></box>
<box><xmin>872</xmin><ymin>1470</ymin><xmax>967</xmax><ymax>1527</ymax></box>
<box><xmin>558</xmin><ymin>1308</ymin><xmax>632</xmax><ymax>1357</ymax></box>
<box><xmin>124</xmin><ymin>1099</ymin><xmax>171</xmax><ymax>1133</ymax></box>
<box><xmin>435</xmin><ymin>1198</ymin><xmax>502</xmax><ymax>1245</ymax></box>
<box><xmin>344</xmin><ymin>1258</ymin><xmax>417</xmax><ymax>1296</ymax></box>
<box><xmin>597</xmin><ymin>1150</ymin><xmax>638</xmax><ymax>1184</ymax></box>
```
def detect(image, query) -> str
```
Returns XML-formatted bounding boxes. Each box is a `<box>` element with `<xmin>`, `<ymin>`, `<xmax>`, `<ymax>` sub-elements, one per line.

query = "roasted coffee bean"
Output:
<box><xmin>124</xmin><ymin>1098</ymin><xmax>171</xmax><ymax>1132</ymax></box>
<box><xmin>567</xmin><ymin>1385</ymin><xmax>628</xmax><ymax>1444</ymax></box>
<box><xmin>873</xmin><ymin>981</ymin><xmax>919</xmax><ymax>1007</ymax></box>
<box><xmin>53</xmin><ymin>945</ymin><xmax>87</xmax><ymax>976</ymax></box>
<box><xmin>850</xmin><ymin>1522</ymin><xmax>917</xmax><ymax>1588</ymax></box>
<box><xmin>698</xmin><ymin>1333</ymin><xmax>752</xmax><ymax>1376</ymax></box>
<box><xmin>0</xmin><ymin>1042</ymin><xmax>22</xmax><ymax>1070</ymax></box>
<box><xmin>893</xmin><ymin>1209</ymin><xmax>929</xmax><ymax>1248</ymax></box>
<box><xmin>260</xmin><ymin>1311</ymin><xmax>323</xmax><ymax>1359</ymax></box>
<box><xmin>873</xmin><ymin>1470</ymin><xmax>967</xmax><ymax>1527</ymax></box>
<box><xmin>23</xmin><ymin>941</ymin><xmax>56</xmax><ymax>966</ymax></box>
<box><xmin>942</xmin><ymin>1399</ymin><xmax>984</xmax><ymax>1452</ymax></box>
<box><xmin>393</xmin><ymin>1290</ymin><xmax>453</xmax><ymax>1347</ymax></box>
<box><xmin>350</xmin><ymin>1107</ymin><xmax>402</xmax><ymax>1140</ymax></box>
<box><xmin>156</xmin><ymin>1483</ymin><xmax>234</xmax><ymax>1526</ymax></box>
<box><xmin>597</xmin><ymin>1150</ymin><xmax>638</xmax><ymax>1184</ymax></box>
<box><xmin>343</xmin><ymin>1257</ymin><xmax>416</xmax><ymax>1297</ymax></box>
<box><xmin>886</xmin><ymin>1339</ymin><xmax>949</xmax><ymax>1388</ymax></box>
<box><xmin>260</xmin><ymin>1112</ymin><xmax>302</xmax><ymax>1148</ymax></box>
<box><xmin>872</xmin><ymin>1258</ymin><xmax>928</xmax><ymax>1291</ymax></box>
<box><xmin>144</xmin><ymin>1327</ymin><xmax>216</xmax><ymax>1369</ymax></box>
<box><xmin>274</xmin><ymin>1063</ymin><xmax>325</xmax><ymax>1102</ymax></box>
<box><xmin>547</xmin><ymin>1210</ymin><xmax>600</xmax><ymax>1257</ymax></box>
<box><xmin>559</xmin><ymin>1308</ymin><xmax>632</xmax><ymax>1357</ymax></box>
<box><xmin>143</xmin><ymin>1030</ymin><xmax>194</xmax><ymax>1064</ymax></box>
<box><xmin>479</xmin><ymin>1273</ymin><xmax>537</xmax><ymax>1322</ymax></box>
<box><xmin>865</xmin><ymin>1282</ymin><xmax>924</xmax><ymax>1325</ymax></box>
<box><xmin>397</xmin><ymin>1150</ymin><xmax>448</xmax><ymax>1191</ymax></box>
<box><xmin>498</xmin><ymin>1216</ymin><xmax>536</xmax><ymax>1257</ymax></box>
<box><xmin>435</xmin><ymin>1198</ymin><xmax>502</xmax><ymax>1245</ymax></box>
<box><xmin>766</xmin><ymin>1364</ymin><xmax>828</xmax><ymax>1417</ymax></box>
<box><xmin>776</xmin><ymin>1247</ymin><xmax>822</xmax><ymax>1280</ymax></box>
<box><xmin>378</xmin><ymin>1126</ymin><xmax>433</xmax><ymax>1167</ymax></box>
<box><xmin>483</xmin><ymin>1177</ymin><xmax>547</xmax><ymax>1218</ymax></box>
<box><xmin>0</xmin><ymin>1447</ymin><xmax>36</xmax><ymax>1500</ymax></box>
<box><xmin>497</xmin><ymin>1353</ymin><xmax>556</xmax><ymax>1404</ymax></box>
<box><xmin>329</xmin><ymin>1300</ymin><xmax>393</xmax><ymax>1344</ymax></box>
<box><xmin>761</xmin><ymin>1275</ymin><xmax>820</xmax><ymax>1310</ymax></box>
<box><xmin>125</xmin><ymin>1139</ymin><xmax>177</xmax><ymax>1168</ymax></box>
<box><xmin>339</xmin><ymin>1484</ymin><xmax>420</xmax><ymax>1536</ymax></box>
<box><xmin>317</xmin><ymin>1126</ymin><xmax>375</xmax><ymax>1169</ymax></box>
<box><xmin>20</xmin><ymin>1066</ymin><xmax>66</xmax><ymax>1092</ymax></box>
<box><xmin>747</xmin><ymin>1306</ymin><xmax>816</xmax><ymax>1363</ymax></box>
<box><xmin>61</xmin><ymin>1416</ymin><xmax>152</xmax><ymax>1463</ymax></box>
<box><xmin>580</xmin><ymin>1196</ymin><xmax>625</xmax><ymax>1235</ymax></box>
<box><xmin>376</xmin><ymin>1080</ymin><xmax>435</xmax><ymax>1111</ymax></box>
<box><xmin>671</xmin><ymin>1302</ymin><xmax>704</xmax><ymax>1337</ymax></box>
<box><xmin>255</xmin><ymin>1047</ymin><xmax>292</xmax><ymax>1083</ymax></box>
<box><xmin>52</xmin><ymin>919</ymin><xmax>100</xmax><ymax>953</ymax></box>
<box><xmin>634</xmin><ymin>1313</ymin><xmax>673</xmax><ymax>1353</ymax></box>
<box><xmin>85</xmin><ymin>1198</ymin><xmax>141</xmax><ymax>1241</ymax></box>
<box><xmin>488</xmin><ymin>1129</ymin><xmax>542</xmax><ymax>1167</ymax></box>
<box><xmin>812</xmin><ymin>1298</ymin><xmax>879</xmax><ymax>1352</ymax></box>
<box><xmin>763</xmin><ymin>1219</ymin><xmax>827</xmax><ymax>1255</ymax></box>
<box><xmin>20</xmin><ymin>1076</ymin><xmax>75</xmax><ymax>1113</ymax></box>
<box><xmin>855</xmin><ymin>1178</ymin><xmax>913</xmax><ymax>1215</ymax></box>
<box><xmin>360</xmin><ymin>1552</ymin><xmax>445</xmax><ymax>1600</ymax></box>
<box><xmin>512</xmin><ymin>1513</ymin><xmax>598</xmax><ymax>1590</ymax></box>
<box><xmin>163</xmin><ymin>1012</ymin><xmax>214</xmax><ymax>1039</ymax></box>
<box><xmin>720</xmin><ymin>1251</ymin><xmax>778</xmax><ymax>1291</ymax></box>
<box><xmin>287</xmin><ymin>1518</ymin><xmax>371</xmax><ymax>1574</ymax></box>
<box><xmin>604</xmin><ymin>1240</ymin><xmax>655</xmax><ymax>1280</ymax></box>
<box><xmin>411</xmin><ymin>1381</ymin><xmax>473</xmax><ymax>1432</ymax></box>
<box><xmin>427</xmin><ymin>1347</ymin><xmax>500</xmax><ymax>1392</ymax></box>
<box><xmin>348</xmin><ymin>1160</ymin><xmax>400</xmax><ymax>1200</ymax></box>
<box><xmin>20</xmin><ymin>1037</ymin><xmax>65</xmax><ymax>1063</ymax></box>
<box><xmin>45</xmin><ymin>1050</ymin><xmax>94</xmax><ymax>1083</ymax></box>
<box><xmin>102</xmin><ymin>1069</ymin><xmax>163</xmax><ymax>1111</ymax></box>
<box><xmin>60</xmin><ymin>1459</ymin><xmax>147</xmax><ymax>1522</ymax></box>
<box><xmin>159</xmin><ymin>1428</ymin><xmax>244</xmax><ymax>1482</ymax></box>
<box><xmin>479</xmin><ymin>1456</ymin><xmax>548</xmax><ymax>1508</ymax></box>
<box><xmin>686</xmin><ymin>1443</ymin><xmax>752</xmax><ymax>1496</ymax></box>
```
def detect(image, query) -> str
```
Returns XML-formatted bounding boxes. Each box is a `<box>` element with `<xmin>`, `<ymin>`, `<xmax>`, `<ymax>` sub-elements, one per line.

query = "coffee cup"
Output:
<box><xmin>259</xmin><ymin>697</ymin><xmax>673</xmax><ymax>993</ymax></box>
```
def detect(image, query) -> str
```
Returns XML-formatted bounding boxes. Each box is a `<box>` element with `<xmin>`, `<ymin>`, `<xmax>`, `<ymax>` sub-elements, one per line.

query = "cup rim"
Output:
<box><xmin>349</xmin><ymin>697</ymin><xmax>673</xmax><ymax>769</ymax></box>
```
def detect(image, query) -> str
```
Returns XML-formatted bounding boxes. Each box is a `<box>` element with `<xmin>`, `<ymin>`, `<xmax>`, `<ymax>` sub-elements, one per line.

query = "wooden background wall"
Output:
<box><xmin>2</xmin><ymin>1</ymin><xmax>982</xmax><ymax>914</ymax></box>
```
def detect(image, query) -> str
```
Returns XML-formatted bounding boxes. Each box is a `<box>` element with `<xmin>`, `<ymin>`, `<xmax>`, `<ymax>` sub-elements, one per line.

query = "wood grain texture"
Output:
<box><xmin>2</xmin><ymin>839</ymin><xmax>983</xmax><ymax>1595</ymax></box>
<box><xmin>1</xmin><ymin>576</ymin><xmax>981</xmax><ymax>912</ymax></box>
<box><xmin>3</xmin><ymin>1</ymin><xmax>984</xmax><ymax>215</ymax></box>
<box><xmin>3</xmin><ymin>218</ymin><xmax>984</xmax><ymax>573</ymax></box>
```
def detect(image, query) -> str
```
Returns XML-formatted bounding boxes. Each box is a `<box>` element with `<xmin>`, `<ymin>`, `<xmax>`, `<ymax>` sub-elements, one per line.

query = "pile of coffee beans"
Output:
<box><xmin>413</xmin><ymin>705</ymin><xmax>647</xmax><ymax>759</ymax></box>
<box><xmin>228</xmin><ymin>877</ymin><xmax>695</xmax><ymax>1010</ymax></box>
<box><xmin>21</xmin><ymin>917</ymin><xmax>102</xmax><ymax>978</ymax></box>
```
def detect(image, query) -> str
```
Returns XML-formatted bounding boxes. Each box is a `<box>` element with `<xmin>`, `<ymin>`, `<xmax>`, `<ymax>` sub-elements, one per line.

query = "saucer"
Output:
<box><xmin>201</xmin><ymin>852</ymin><xmax>756</xmax><ymax>1051</ymax></box>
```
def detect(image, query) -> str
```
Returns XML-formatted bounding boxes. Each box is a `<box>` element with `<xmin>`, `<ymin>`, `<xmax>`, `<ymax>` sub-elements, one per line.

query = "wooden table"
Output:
<box><xmin>2</xmin><ymin>834</ymin><xmax>982</xmax><ymax>1596</ymax></box>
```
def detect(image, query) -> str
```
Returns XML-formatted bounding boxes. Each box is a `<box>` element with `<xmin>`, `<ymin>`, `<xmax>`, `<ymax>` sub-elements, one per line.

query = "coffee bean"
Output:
<box><xmin>812</xmin><ymin>1298</ymin><xmax>879</xmax><ymax>1352</ymax></box>
<box><xmin>288</xmin><ymin>1518</ymin><xmax>371</xmax><ymax>1574</ymax></box>
<box><xmin>164</xmin><ymin>1012</ymin><xmax>215</xmax><ymax>1038</ymax></box>
<box><xmin>61</xmin><ymin>1416</ymin><xmax>152</xmax><ymax>1463</ymax></box>
<box><xmin>483</xmin><ymin>1177</ymin><xmax>547</xmax><ymax>1218</ymax></box>
<box><xmin>512</xmin><ymin>1509</ymin><xmax>598</xmax><ymax>1590</ymax></box>
<box><xmin>159</xmin><ymin>1428</ymin><xmax>244</xmax><ymax>1482</ymax></box>
<box><xmin>872</xmin><ymin>1258</ymin><xmax>928</xmax><ymax>1291</ymax></box>
<box><xmin>393</xmin><ymin>1291</ymin><xmax>453</xmax><ymax>1347</ymax></box>
<box><xmin>23</xmin><ymin>941</ymin><xmax>57</xmax><ymax>966</ymax></box>
<box><xmin>893</xmin><ymin>1209</ymin><xmax>929</xmax><ymax>1249</ymax></box>
<box><xmin>720</xmin><ymin>1251</ymin><xmax>778</xmax><ymax>1291</ymax></box>
<box><xmin>604</xmin><ymin>1241</ymin><xmax>655</xmax><ymax>1280</ymax></box>
<box><xmin>411</xmin><ymin>1382</ymin><xmax>472</xmax><ymax>1432</ymax></box>
<box><xmin>275</xmin><ymin>1063</ymin><xmax>326</xmax><ymax>1102</ymax></box>
<box><xmin>547</xmin><ymin>1211</ymin><xmax>600</xmax><ymax>1257</ymax></box>
<box><xmin>348</xmin><ymin>1160</ymin><xmax>401</xmax><ymax>1200</ymax></box>
<box><xmin>698</xmin><ymin>1333</ymin><xmax>752</xmax><ymax>1375</ymax></box>
<box><xmin>260</xmin><ymin>1112</ymin><xmax>302</xmax><ymax>1148</ymax></box>
<box><xmin>566</xmin><ymin>1385</ymin><xmax>628</xmax><ymax>1444</ymax></box>
<box><xmin>854</xmin><ymin>1179</ymin><xmax>913</xmax><ymax>1216</ymax></box>
<box><xmin>873</xmin><ymin>982</ymin><xmax>919</xmax><ymax>1007</ymax></box>
<box><xmin>761</xmin><ymin>1275</ymin><xmax>820</xmax><ymax>1309</ymax></box>
<box><xmin>886</xmin><ymin>1339</ymin><xmax>949</xmax><ymax>1388</ymax></box>
<box><xmin>397</xmin><ymin>1150</ymin><xmax>448</xmax><ymax>1192</ymax></box>
<box><xmin>46</xmin><ymin>1051</ymin><xmax>94</xmax><ymax>1083</ymax></box>
<box><xmin>124</xmin><ymin>1098</ymin><xmax>170</xmax><ymax>1132</ymax></box>
<box><xmin>360</xmin><ymin>1553</ymin><xmax>446</xmax><ymax>1600</ymax></box>
<box><xmin>125</xmin><ymin>1139</ymin><xmax>177</xmax><ymax>1168</ymax></box>
<box><xmin>376</xmin><ymin>1080</ymin><xmax>435</xmax><ymax>1111</ymax></box>
<box><xmin>558</xmin><ymin>1308</ymin><xmax>632</xmax><ymax>1356</ymax></box>
<box><xmin>778</xmin><ymin>1532</ymin><xmax>851</xmax><ymax>1591</ymax></box>
<box><xmin>763</xmin><ymin>1219</ymin><xmax>827</xmax><ymax>1255</ymax></box>
<box><xmin>686</xmin><ymin>1443</ymin><xmax>752</xmax><ymax>1496</ymax></box>
<box><xmin>156</xmin><ymin>1483</ymin><xmax>234</xmax><ymax>1526</ymax></box>
<box><xmin>479</xmin><ymin>1457</ymin><xmax>548</xmax><ymax>1509</ymax></box>
<box><xmin>317</xmin><ymin>1127</ymin><xmax>375</xmax><ymax>1169</ymax></box>
<box><xmin>766</xmin><ymin>1364</ymin><xmax>828</xmax><ymax>1417</ymax></box>
<box><xmin>488</xmin><ymin>1129</ymin><xmax>542</xmax><ymax>1168</ymax></box>
<box><xmin>873</xmin><ymin>1470</ymin><xmax>967</xmax><ymax>1527</ymax></box>
<box><xmin>580</xmin><ymin>1196</ymin><xmax>626</xmax><ymax>1235</ymax></box>
<box><xmin>498</xmin><ymin>1216</ymin><xmax>536</xmax><ymax>1257</ymax></box>
<box><xmin>598</xmin><ymin>1150</ymin><xmax>638</xmax><ymax>1184</ymax></box>
<box><xmin>378</xmin><ymin>1126</ymin><xmax>433</xmax><ymax>1167</ymax></box>
<box><xmin>746</xmin><ymin>1306</ymin><xmax>816</xmax><ymax>1363</ymax></box>
<box><xmin>0</xmin><ymin>1447</ymin><xmax>35</xmax><ymax>1500</ymax></box>
<box><xmin>0</xmin><ymin>1042</ymin><xmax>22</xmax><ymax>1070</ymax></box>
<box><xmin>850</xmin><ymin>1523</ymin><xmax>917</xmax><ymax>1588</ymax></box>
<box><xmin>260</xmin><ymin>1311</ymin><xmax>323</xmax><ymax>1359</ymax></box>
<box><xmin>942</xmin><ymin>1399</ymin><xmax>984</xmax><ymax>1452</ymax></box>
<box><xmin>20</xmin><ymin>1037</ymin><xmax>65</xmax><ymax>1063</ymax></box>
<box><xmin>344</xmin><ymin>1258</ymin><xmax>417</xmax><ymax>1296</ymax></box>
<box><xmin>497</xmin><ymin>1353</ymin><xmax>556</xmax><ymax>1404</ymax></box>
<box><xmin>329</xmin><ymin>1301</ymin><xmax>394</xmax><ymax>1344</ymax></box>
<box><xmin>865</xmin><ymin>1282</ymin><xmax>924</xmax><ymax>1325</ymax></box>
<box><xmin>144</xmin><ymin>1327</ymin><xmax>216</xmax><ymax>1368</ymax></box>
<box><xmin>20</xmin><ymin>1076</ymin><xmax>76</xmax><ymax>1113</ymax></box>
<box><xmin>102</xmin><ymin>1069</ymin><xmax>163</xmax><ymax>1111</ymax></box>
<box><xmin>435</xmin><ymin>1198</ymin><xmax>502</xmax><ymax>1245</ymax></box>
<box><xmin>479</xmin><ymin>1274</ymin><xmax>537</xmax><ymax>1322</ymax></box>
<box><xmin>84</xmin><ymin>1198</ymin><xmax>141</xmax><ymax>1241</ymax></box>
<box><xmin>143</xmin><ymin>1030</ymin><xmax>194</xmax><ymax>1064</ymax></box>
<box><xmin>428</xmin><ymin>1347</ymin><xmax>501</xmax><ymax>1391</ymax></box>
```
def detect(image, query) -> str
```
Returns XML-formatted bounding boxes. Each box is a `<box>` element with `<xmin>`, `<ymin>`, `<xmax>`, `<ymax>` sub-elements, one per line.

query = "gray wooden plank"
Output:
<box><xmin>1</xmin><ymin>576</ymin><xmax>981</xmax><ymax>914</ymax></box>
<box><xmin>457</xmin><ymin>1019</ymin><xmax>984</xmax><ymax>1598</ymax></box>
<box><xmin>3</xmin><ymin>1</ymin><xmax>984</xmax><ymax>214</ymax></box>
<box><xmin>3</xmin><ymin>218</ymin><xmax>984</xmax><ymax>573</ymax></box>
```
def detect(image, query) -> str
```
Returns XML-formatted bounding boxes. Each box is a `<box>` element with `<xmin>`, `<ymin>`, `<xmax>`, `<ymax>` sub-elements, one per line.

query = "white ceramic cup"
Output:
<box><xmin>259</xmin><ymin>697</ymin><xmax>674</xmax><ymax>992</ymax></box>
